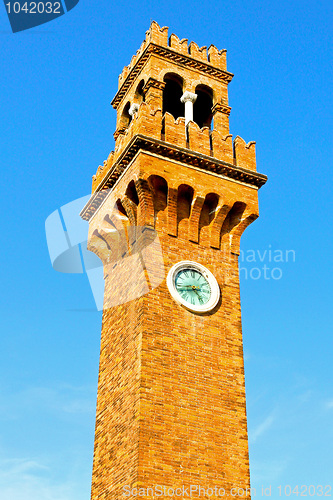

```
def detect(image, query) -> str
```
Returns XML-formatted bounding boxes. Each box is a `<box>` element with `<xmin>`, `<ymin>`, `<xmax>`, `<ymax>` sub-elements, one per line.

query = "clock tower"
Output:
<box><xmin>81</xmin><ymin>21</ymin><xmax>267</xmax><ymax>500</ymax></box>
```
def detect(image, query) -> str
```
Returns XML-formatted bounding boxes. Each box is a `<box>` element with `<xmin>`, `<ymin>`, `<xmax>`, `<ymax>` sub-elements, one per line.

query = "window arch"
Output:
<box><xmin>121</xmin><ymin>101</ymin><xmax>132</xmax><ymax>128</ymax></box>
<box><xmin>199</xmin><ymin>193</ymin><xmax>219</xmax><ymax>231</ymax></box>
<box><xmin>194</xmin><ymin>85</ymin><xmax>213</xmax><ymax>129</ymax></box>
<box><xmin>135</xmin><ymin>79</ymin><xmax>145</xmax><ymax>104</ymax></box>
<box><xmin>220</xmin><ymin>202</ymin><xmax>247</xmax><ymax>238</ymax></box>
<box><xmin>125</xmin><ymin>180</ymin><xmax>139</xmax><ymax>206</ymax></box>
<box><xmin>163</xmin><ymin>73</ymin><xmax>184</xmax><ymax>120</ymax></box>
<box><xmin>148</xmin><ymin>175</ymin><xmax>168</xmax><ymax>214</ymax></box>
<box><xmin>177</xmin><ymin>184</ymin><xmax>194</xmax><ymax>224</ymax></box>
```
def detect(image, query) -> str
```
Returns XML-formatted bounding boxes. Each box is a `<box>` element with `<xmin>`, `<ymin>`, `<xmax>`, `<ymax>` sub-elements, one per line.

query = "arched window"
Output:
<box><xmin>125</xmin><ymin>180</ymin><xmax>139</xmax><ymax>206</ymax></box>
<box><xmin>199</xmin><ymin>193</ymin><xmax>219</xmax><ymax>231</ymax></box>
<box><xmin>148</xmin><ymin>175</ymin><xmax>168</xmax><ymax>214</ymax></box>
<box><xmin>163</xmin><ymin>74</ymin><xmax>184</xmax><ymax>120</ymax></box>
<box><xmin>177</xmin><ymin>184</ymin><xmax>194</xmax><ymax>224</ymax></box>
<box><xmin>115</xmin><ymin>199</ymin><xmax>128</xmax><ymax>219</ymax></box>
<box><xmin>135</xmin><ymin>80</ymin><xmax>145</xmax><ymax>104</ymax></box>
<box><xmin>121</xmin><ymin>101</ymin><xmax>132</xmax><ymax>128</ymax></box>
<box><xmin>221</xmin><ymin>202</ymin><xmax>246</xmax><ymax>237</ymax></box>
<box><xmin>194</xmin><ymin>85</ymin><xmax>213</xmax><ymax>129</ymax></box>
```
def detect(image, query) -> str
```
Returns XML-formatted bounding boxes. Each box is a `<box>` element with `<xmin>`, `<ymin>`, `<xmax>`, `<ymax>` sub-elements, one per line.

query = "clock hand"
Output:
<box><xmin>178</xmin><ymin>286</ymin><xmax>203</xmax><ymax>291</ymax></box>
<box><xmin>192</xmin><ymin>288</ymin><xmax>204</xmax><ymax>304</ymax></box>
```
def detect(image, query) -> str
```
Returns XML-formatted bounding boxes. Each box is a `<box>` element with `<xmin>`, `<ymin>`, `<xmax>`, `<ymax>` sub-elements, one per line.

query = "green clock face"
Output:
<box><xmin>167</xmin><ymin>261</ymin><xmax>220</xmax><ymax>313</ymax></box>
<box><xmin>175</xmin><ymin>268</ymin><xmax>211</xmax><ymax>306</ymax></box>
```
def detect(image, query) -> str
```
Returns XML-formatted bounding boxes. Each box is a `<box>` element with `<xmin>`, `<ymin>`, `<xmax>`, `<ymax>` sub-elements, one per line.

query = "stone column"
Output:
<box><xmin>180</xmin><ymin>91</ymin><xmax>197</xmax><ymax>126</ymax></box>
<box><xmin>129</xmin><ymin>103</ymin><xmax>140</xmax><ymax>117</ymax></box>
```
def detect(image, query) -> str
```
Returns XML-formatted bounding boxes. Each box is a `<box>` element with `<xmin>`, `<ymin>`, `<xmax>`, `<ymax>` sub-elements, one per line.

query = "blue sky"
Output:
<box><xmin>1</xmin><ymin>0</ymin><xmax>332</xmax><ymax>498</ymax></box>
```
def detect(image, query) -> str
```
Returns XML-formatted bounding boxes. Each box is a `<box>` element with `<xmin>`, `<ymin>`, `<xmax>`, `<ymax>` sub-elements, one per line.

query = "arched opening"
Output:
<box><xmin>163</xmin><ymin>73</ymin><xmax>184</xmax><ymax>120</ymax></box>
<box><xmin>116</xmin><ymin>199</ymin><xmax>128</xmax><ymax>219</ymax></box>
<box><xmin>199</xmin><ymin>193</ymin><xmax>219</xmax><ymax>231</ymax></box>
<box><xmin>194</xmin><ymin>85</ymin><xmax>213</xmax><ymax>129</ymax></box>
<box><xmin>104</xmin><ymin>214</ymin><xmax>117</xmax><ymax>231</ymax></box>
<box><xmin>177</xmin><ymin>184</ymin><xmax>194</xmax><ymax>224</ymax></box>
<box><xmin>125</xmin><ymin>180</ymin><xmax>139</xmax><ymax>206</ymax></box>
<box><xmin>220</xmin><ymin>202</ymin><xmax>247</xmax><ymax>239</ymax></box>
<box><xmin>92</xmin><ymin>229</ymin><xmax>111</xmax><ymax>250</ymax></box>
<box><xmin>121</xmin><ymin>101</ymin><xmax>132</xmax><ymax>128</ymax></box>
<box><xmin>148</xmin><ymin>175</ymin><xmax>168</xmax><ymax>214</ymax></box>
<box><xmin>135</xmin><ymin>80</ymin><xmax>145</xmax><ymax>104</ymax></box>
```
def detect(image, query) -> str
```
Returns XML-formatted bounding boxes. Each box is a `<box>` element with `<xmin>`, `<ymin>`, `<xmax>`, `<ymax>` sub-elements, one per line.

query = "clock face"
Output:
<box><xmin>175</xmin><ymin>268</ymin><xmax>211</xmax><ymax>306</ymax></box>
<box><xmin>167</xmin><ymin>261</ymin><xmax>220</xmax><ymax>313</ymax></box>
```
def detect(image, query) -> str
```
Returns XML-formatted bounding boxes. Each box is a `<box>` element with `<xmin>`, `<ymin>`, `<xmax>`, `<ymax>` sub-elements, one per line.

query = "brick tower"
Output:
<box><xmin>81</xmin><ymin>21</ymin><xmax>267</xmax><ymax>500</ymax></box>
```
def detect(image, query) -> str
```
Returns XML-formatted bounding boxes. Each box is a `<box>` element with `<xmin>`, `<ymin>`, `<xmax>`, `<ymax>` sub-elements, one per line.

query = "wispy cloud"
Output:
<box><xmin>0</xmin><ymin>383</ymin><xmax>96</xmax><ymax>420</ymax></box>
<box><xmin>244</xmin><ymin>351</ymin><xmax>251</xmax><ymax>361</ymax></box>
<box><xmin>250</xmin><ymin>413</ymin><xmax>275</xmax><ymax>443</ymax></box>
<box><xmin>0</xmin><ymin>384</ymin><xmax>94</xmax><ymax>499</ymax></box>
<box><xmin>296</xmin><ymin>390</ymin><xmax>313</xmax><ymax>404</ymax></box>
<box><xmin>250</xmin><ymin>457</ymin><xmax>289</xmax><ymax>484</ymax></box>
<box><xmin>0</xmin><ymin>457</ymin><xmax>89</xmax><ymax>500</ymax></box>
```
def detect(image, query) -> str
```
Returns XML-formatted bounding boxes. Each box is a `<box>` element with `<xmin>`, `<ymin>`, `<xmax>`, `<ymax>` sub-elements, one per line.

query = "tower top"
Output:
<box><xmin>81</xmin><ymin>21</ymin><xmax>266</xmax><ymax>222</ymax></box>
<box><xmin>112</xmin><ymin>21</ymin><xmax>233</xmax><ymax>109</ymax></box>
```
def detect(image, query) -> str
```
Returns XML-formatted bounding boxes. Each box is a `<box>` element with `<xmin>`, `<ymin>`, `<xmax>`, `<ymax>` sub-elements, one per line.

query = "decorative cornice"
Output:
<box><xmin>111</xmin><ymin>43</ymin><xmax>234</xmax><ymax>109</ymax></box>
<box><xmin>113</xmin><ymin>127</ymin><xmax>127</xmax><ymax>140</ymax></box>
<box><xmin>80</xmin><ymin>135</ymin><xmax>267</xmax><ymax>221</ymax></box>
<box><xmin>142</xmin><ymin>77</ymin><xmax>166</xmax><ymax>94</ymax></box>
<box><xmin>212</xmin><ymin>102</ymin><xmax>232</xmax><ymax>116</ymax></box>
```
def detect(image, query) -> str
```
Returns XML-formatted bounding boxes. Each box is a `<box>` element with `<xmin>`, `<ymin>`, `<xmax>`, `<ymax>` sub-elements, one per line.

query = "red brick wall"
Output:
<box><xmin>87</xmin><ymin>151</ymin><xmax>259</xmax><ymax>499</ymax></box>
<box><xmin>85</xmin><ymin>20</ymin><xmax>266</xmax><ymax>500</ymax></box>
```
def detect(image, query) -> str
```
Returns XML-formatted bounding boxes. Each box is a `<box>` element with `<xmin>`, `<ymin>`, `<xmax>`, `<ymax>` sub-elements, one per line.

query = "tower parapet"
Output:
<box><xmin>90</xmin><ymin>21</ymin><xmax>261</xmax><ymax>193</ymax></box>
<box><xmin>118</xmin><ymin>21</ymin><xmax>228</xmax><ymax>89</ymax></box>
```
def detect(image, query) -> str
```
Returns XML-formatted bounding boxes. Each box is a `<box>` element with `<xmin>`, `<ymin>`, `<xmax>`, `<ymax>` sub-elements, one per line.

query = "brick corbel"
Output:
<box><xmin>209</xmin><ymin>203</ymin><xmax>232</xmax><ymax>249</ymax></box>
<box><xmin>188</xmin><ymin>196</ymin><xmax>205</xmax><ymax>243</ymax></box>
<box><xmin>167</xmin><ymin>187</ymin><xmax>178</xmax><ymax>237</ymax></box>
<box><xmin>103</xmin><ymin>212</ymin><xmax>129</xmax><ymax>261</ymax></box>
<box><xmin>135</xmin><ymin>178</ymin><xmax>155</xmax><ymax>228</ymax></box>
<box><xmin>87</xmin><ymin>229</ymin><xmax>111</xmax><ymax>265</ymax></box>
<box><xmin>121</xmin><ymin>196</ymin><xmax>137</xmax><ymax>226</ymax></box>
<box><xmin>230</xmin><ymin>212</ymin><xmax>259</xmax><ymax>255</ymax></box>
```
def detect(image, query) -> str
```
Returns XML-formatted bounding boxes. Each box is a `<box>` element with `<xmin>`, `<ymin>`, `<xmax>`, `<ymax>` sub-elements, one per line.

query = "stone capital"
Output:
<box><xmin>129</xmin><ymin>103</ymin><xmax>140</xmax><ymax>116</ymax></box>
<box><xmin>180</xmin><ymin>91</ymin><xmax>197</xmax><ymax>104</ymax></box>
